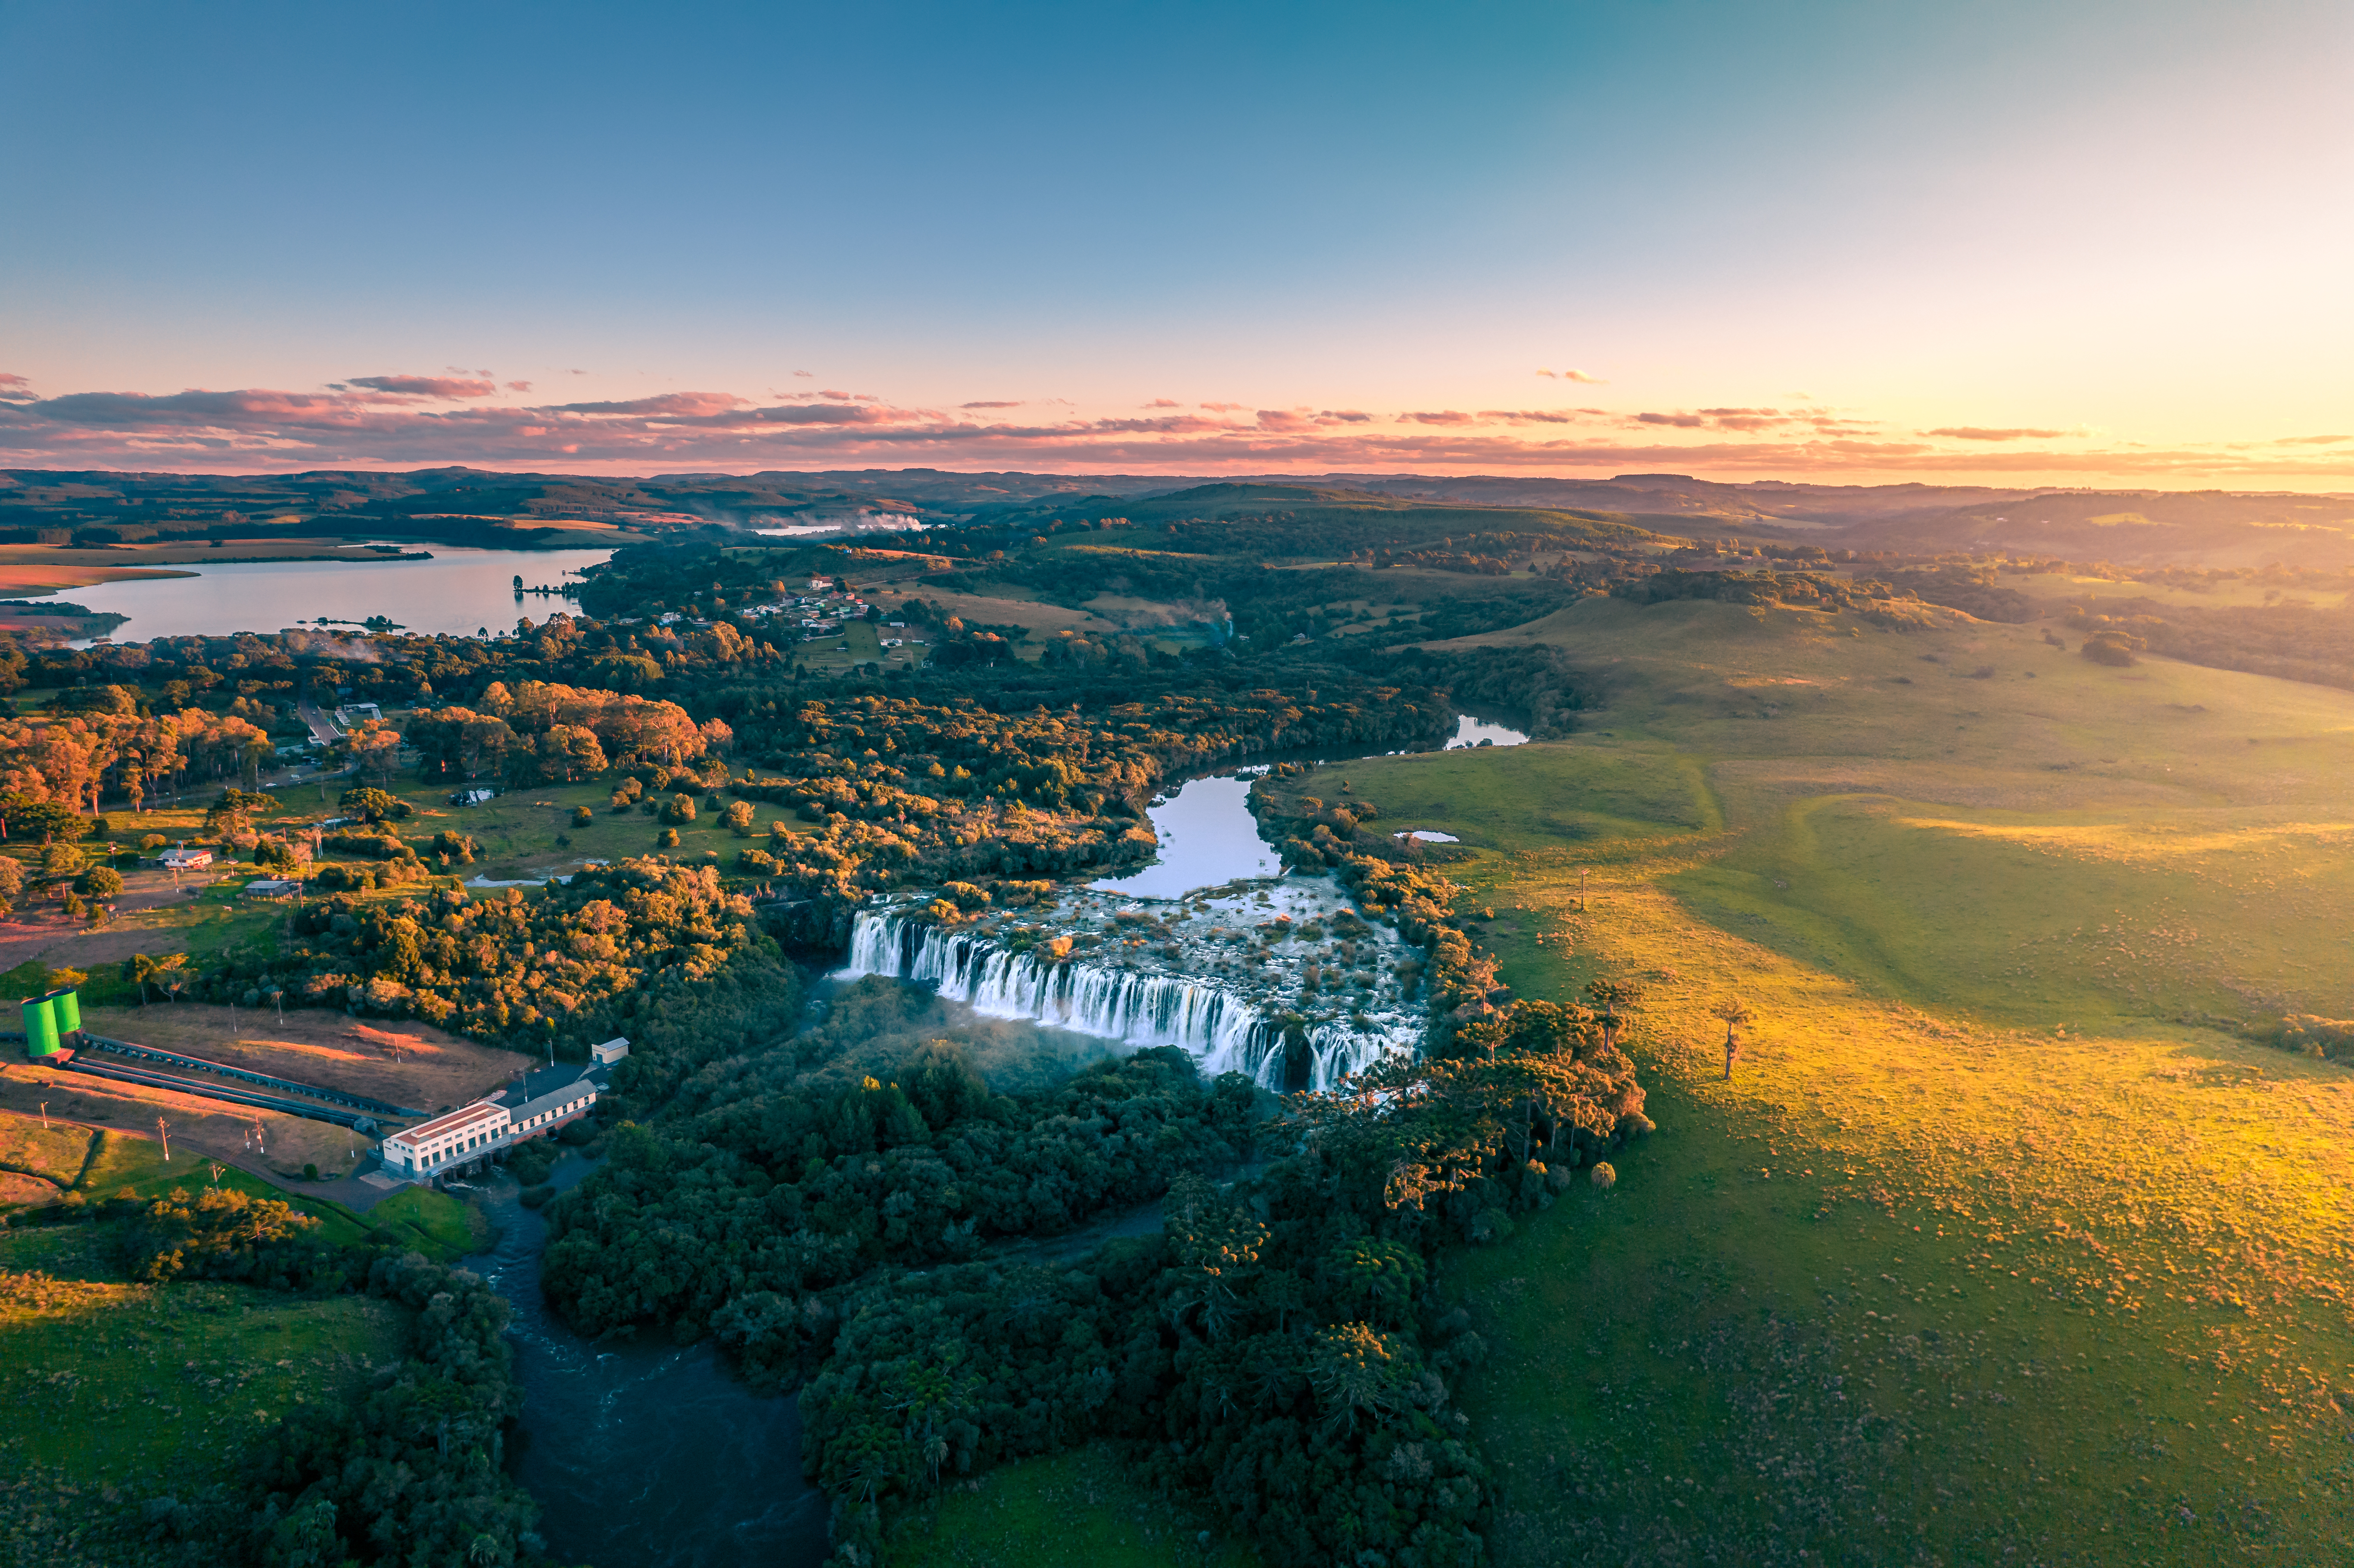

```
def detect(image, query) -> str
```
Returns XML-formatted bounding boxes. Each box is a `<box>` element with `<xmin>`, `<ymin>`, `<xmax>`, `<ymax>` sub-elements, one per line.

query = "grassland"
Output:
<box><xmin>1264</xmin><ymin>596</ymin><xmax>2354</xmax><ymax>1564</ymax></box>
<box><xmin>0</xmin><ymin>1212</ymin><xmax>408</xmax><ymax>1565</ymax></box>
<box><xmin>884</xmin><ymin>1442</ymin><xmax>1264</xmax><ymax>1568</ymax></box>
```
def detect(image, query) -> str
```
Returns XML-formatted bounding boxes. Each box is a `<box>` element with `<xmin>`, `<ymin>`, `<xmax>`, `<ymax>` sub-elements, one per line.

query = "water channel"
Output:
<box><xmin>468</xmin><ymin>1161</ymin><xmax>831</xmax><ymax>1568</ymax></box>
<box><xmin>39</xmin><ymin>545</ymin><xmax>616</xmax><ymax>641</ymax></box>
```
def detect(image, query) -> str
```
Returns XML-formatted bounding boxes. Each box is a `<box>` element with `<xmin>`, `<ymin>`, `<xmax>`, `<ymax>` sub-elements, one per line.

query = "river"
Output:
<box><xmin>467</xmin><ymin>1162</ymin><xmax>830</xmax><ymax>1568</ymax></box>
<box><xmin>44</xmin><ymin>545</ymin><xmax>616</xmax><ymax>641</ymax></box>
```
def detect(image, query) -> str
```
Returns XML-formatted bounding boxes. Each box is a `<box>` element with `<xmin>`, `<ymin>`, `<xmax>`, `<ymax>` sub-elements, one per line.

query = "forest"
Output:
<box><xmin>0</xmin><ymin>512</ymin><xmax>1674</xmax><ymax>1568</ymax></box>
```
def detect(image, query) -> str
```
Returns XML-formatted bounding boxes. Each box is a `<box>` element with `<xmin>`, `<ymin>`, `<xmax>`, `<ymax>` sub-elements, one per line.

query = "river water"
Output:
<box><xmin>467</xmin><ymin>1163</ymin><xmax>830</xmax><ymax>1568</ymax></box>
<box><xmin>44</xmin><ymin>545</ymin><xmax>616</xmax><ymax>641</ymax></box>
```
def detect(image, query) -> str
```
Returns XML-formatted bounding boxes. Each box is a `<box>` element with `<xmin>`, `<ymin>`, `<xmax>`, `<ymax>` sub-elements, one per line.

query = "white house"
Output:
<box><xmin>377</xmin><ymin>1044</ymin><xmax>624</xmax><ymax>1182</ymax></box>
<box><xmin>161</xmin><ymin>845</ymin><xmax>213</xmax><ymax>871</ymax></box>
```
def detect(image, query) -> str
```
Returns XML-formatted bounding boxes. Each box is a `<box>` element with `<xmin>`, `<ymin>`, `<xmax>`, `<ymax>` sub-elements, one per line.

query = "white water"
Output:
<box><xmin>1088</xmin><ymin>774</ymin><xmax>1276</xmax><ymax>899</ymax></box>
<box><xmin>839</xmin><ymin>905</ymin><xmax>1416</xmax><ymax>1092</ymax></box>
<box><xmin>1445</xmin><ymin>713</ymin><xmax>1529</xmax><ymax>748</ymax></box>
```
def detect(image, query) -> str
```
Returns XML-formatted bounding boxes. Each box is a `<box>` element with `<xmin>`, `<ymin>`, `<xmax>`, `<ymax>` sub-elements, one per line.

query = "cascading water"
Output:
<box><xmin>839</xmin><ymin>902</ymin><xmax>1418</xmax><ymax>1092</ymax></box>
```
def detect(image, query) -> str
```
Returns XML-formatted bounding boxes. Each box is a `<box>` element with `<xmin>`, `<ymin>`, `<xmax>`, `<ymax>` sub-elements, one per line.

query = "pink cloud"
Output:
<box><xmin>348</xmin><ymin>374</ymin><xmax>498</xmax><ymax>398</ymax></box>
<box><xmin>505</xmin><ymin>380</ymin><xmax>533</xmax><ymax>392</ymax></box>
<box><xmin>1538</xmin><ymin>368</ymin><xmax>1605</xmax><ymax>383</ymax></box>
<box><xmin>1144</xmin><ymin>398</ymin><xmax>1181</xmax><ymax>408</ymax></box>
<box><xmin>0</xmin><ymin>378</ymin><xmax>2346</xmax><ymax>489</ymax></box>
<box><xmin>1199</xmin><ymin>401</ymin><xmax>1248</xmax><ymax>413</ymax></box>
<box><xmin>792</xmin><ymin>370</ymin><xmax>814</xmax><ymax>378</ymax></box>
<box><xmin>1920</xmin><ymin>426</ymin><xmax>2073</xmax><ymax>441</ymax></box>
<box><xmin>962</xmin><ymin>400</ymin><xmax>1023</xmax><ymax>409</ymax></box>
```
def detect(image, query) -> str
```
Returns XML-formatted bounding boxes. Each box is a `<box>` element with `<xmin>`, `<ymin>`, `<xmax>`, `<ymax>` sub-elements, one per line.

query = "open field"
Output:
<box><xmin>1235</xmin><ymin>596</ymin><xmax>2354</xmax><ymax>1563</ymax></box>
<box><xmin>885</xmin><ymin>1441</ymin><xmax>1264</xmax><ymax>1568</ymax></box>
<box><xmin>0</xmin><ymin>1214</ymin><xmax>408</xmax><ymax>1563</ymax></box>
<box><xmin>81</xmin><ymin>1002</ymin><xmax>530</xmax><ymax>1112</ymax></box>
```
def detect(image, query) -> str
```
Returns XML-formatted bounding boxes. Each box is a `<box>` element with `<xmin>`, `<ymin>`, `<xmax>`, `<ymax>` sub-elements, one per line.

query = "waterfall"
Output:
<box><xmin>839</xmin><ymin>909</ymin><xmax>1416</xmax><ymax>1092</ymax></box>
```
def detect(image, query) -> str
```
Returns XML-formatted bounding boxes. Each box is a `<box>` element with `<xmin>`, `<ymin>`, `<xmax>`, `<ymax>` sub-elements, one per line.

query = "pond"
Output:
<box><xmin>469</xmin><ymin>1163</ymin><xmax>829</xmax><ymax>1568</ymax></box>
<box><xmin>42</xmin><ymin>546</ymin><xmax>616</xmax><ymax>641</ymax></box>
<box><xmin>1445</xmin><ymin>713</ymin><xmax>1529</xmax><ymax>748</ymax></box>
<box><xmin>1087</xmin><ymin>714</ymin><xmax>1526</xmax><ymax>901</ymax></box>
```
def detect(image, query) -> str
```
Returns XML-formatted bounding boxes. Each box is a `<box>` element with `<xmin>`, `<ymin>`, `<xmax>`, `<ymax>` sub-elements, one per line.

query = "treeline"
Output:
<box><xmin>783</xmin><ymin>993</ymin><xmax>1651</xmax><ymax>1568</ymax></box>
<box><xmin>65</xmin><ymin>1188</ymin><xmax>548</xmax><ymax>1567</ymax></box>
<box><xmin>2066</xmin><ymin>597</ymin><xmax>2354</xmax><ymax>694</ymax></box>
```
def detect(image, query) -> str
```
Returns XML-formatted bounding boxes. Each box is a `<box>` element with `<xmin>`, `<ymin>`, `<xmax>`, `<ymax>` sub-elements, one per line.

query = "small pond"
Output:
<box><xmin>44</xmin><ymin>546</ymin><xmax>616</xmax><ymax>641</ymax></box>
<box><xmin>1445</xmin><ymin>713</ymin><xmax>1529</xmax><ymax>748</ymax></box>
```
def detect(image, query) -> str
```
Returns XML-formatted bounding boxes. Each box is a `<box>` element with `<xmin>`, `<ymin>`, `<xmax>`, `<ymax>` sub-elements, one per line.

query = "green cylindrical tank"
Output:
<box><xmin>20</xmin><ymin>997</ymin><xmax>57</xmax><ymax>1058</ymax></box>
<box><xmin>50</xmin><ymin>989</ymin><xmax>80</xmax><ymax>1039</ymax></box>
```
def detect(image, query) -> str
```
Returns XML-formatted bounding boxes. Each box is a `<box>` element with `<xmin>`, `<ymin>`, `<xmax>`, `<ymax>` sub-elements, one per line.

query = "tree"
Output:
<box><xmin>77</xmin><ymin>865</ymin><xmax>123</xmax><ymax>898</ymax></box>
<box><xmin>1714</xmin><ymin>998</ymin><xmax>1755</xmax><ymax>1080</ymax></box>
<box><xmin>339</xmin><ymin>787</ymin><xmax>411</xmax><ymax>824</ymax></box>
<box><xmin>125</xmin><ymin>951</ymin><xmax>187</xmax><ymax>1004</ymax></box>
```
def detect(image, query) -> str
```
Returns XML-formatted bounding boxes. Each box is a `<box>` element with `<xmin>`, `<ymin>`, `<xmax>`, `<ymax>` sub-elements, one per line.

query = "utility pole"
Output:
<box><xmin>37</xmin><ymin>1102</ymin><xmax>47</xmax><ymax>1131</ymax></box>
<box><xmin>156</xmin><ymin>1117</ymin><xmax>171</xmax><ymax>1161</ymax></box>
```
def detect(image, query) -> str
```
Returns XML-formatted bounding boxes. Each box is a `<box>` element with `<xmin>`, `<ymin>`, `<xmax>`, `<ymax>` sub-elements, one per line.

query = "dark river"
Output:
<box><xmin>467</xmin><ymin>1163</ymin><xmax>830</xmax><ymax>1568</ymax></box>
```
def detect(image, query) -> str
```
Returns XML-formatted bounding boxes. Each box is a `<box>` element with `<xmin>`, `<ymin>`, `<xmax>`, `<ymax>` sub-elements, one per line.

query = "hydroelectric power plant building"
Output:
<box><xmin>380</xmin><ymin>1037</ymin><xmax>627</xmax><ymax>1181</ymax></box>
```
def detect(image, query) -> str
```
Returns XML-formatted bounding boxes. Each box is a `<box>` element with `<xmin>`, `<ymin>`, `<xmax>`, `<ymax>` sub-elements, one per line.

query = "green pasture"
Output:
<box><xmin>366</xmin><ymin>1184</ymin><xmax>488</xmax><ymax>1259</ymax></box>
<box><xmin>0</xmin><ymin>1220</ymin><xmax>404</xmax><ymax>1562</ymax></box>
<box><xmin>1240</xmin><ymin>601</ymin><xmax>2354</xmax><ymax>1563</ymax></box>
<box><xmin>886</xmin><ymin>1442</ymin><xmax>1263</xmax><ymax>1568</ymax></box>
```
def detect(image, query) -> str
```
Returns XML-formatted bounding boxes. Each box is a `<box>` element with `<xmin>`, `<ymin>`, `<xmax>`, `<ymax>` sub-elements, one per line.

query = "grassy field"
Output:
<box><xmin>935</xmin><ymin>597</ymin><xmax>2354</xmax><ymax>1566</ymax></box>
<box><xmin>1263</xmin><ymin>596</ymin><xmax>2354</xmax><ymax>1565</ymax></box>
<box><xmin>0</xmin><ymin>1217</ymin><xmax>408</xmax><ymax>1565</ymax></box>
<box><xmin>884</xmin><ymin>1442</ymin><xmax>1265</xmax><ymax>1568</ymax></box>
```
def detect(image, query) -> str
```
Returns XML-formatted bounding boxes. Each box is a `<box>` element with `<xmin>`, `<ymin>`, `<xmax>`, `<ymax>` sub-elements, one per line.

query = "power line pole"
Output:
<box><xmin>156</xmin><ymin>1117</ymin><xmax>171</xmax><ymax>1161</ymax></box>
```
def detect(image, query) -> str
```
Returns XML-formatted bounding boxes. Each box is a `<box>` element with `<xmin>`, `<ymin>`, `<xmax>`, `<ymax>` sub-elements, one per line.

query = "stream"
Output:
<box><xmin>467</xmin><ymin>1163</ymin><xmax>830</xmax><ymax>1568</ymax></box>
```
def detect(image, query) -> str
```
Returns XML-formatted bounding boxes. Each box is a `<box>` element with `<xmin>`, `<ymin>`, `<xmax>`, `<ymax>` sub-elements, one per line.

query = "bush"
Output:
<box><xmin>657</xmin><ymin>827</ymin><xmax>681</xmax><ymax>848</ymax></box>
<box><xmin>660</xmin><ymin>793</ymin><xmax>697</xmax><ymax>824</ymax></box>
<box><xmin>138</xmin><ymin>833</ymin><xmax>167</xmax><ymax>851</ymax></box>
<box><xmin>76</xmin><ymin>865</ymin><xmax>124</xmax><ymax>897</ymax></box>
<box><xmin>338</xmin><ymin>786</ymin><xmax>411</xmax><ymax>823</ymax></box>
<box><xmin>302</xmin><ymin>1162</ymin><xmax>318</xmax><ymax>1180</ymax></box>
<box><xmin>572</xmin><ymin>805</ymin><xmax>594</xmax><ymax>826</ymax></box>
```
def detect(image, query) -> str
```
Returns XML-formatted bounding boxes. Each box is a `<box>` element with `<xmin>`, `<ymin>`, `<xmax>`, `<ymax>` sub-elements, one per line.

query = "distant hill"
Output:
<box><xmin>4</xmin><ymin>467</ymin><xmax>2349</xmax><ymax>566</ymax></box>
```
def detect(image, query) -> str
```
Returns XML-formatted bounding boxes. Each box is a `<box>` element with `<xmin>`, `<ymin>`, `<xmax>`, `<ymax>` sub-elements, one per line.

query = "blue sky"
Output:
<box><xmin>3</xmin><ymin>0</ymin><xmax>2348</xmax><ymax>482</ymax></box>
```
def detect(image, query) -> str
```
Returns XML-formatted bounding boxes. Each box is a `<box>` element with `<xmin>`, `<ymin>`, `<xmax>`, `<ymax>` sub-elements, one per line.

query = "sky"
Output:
<box><xmin>2</xmin><ymin>0</ymin><xmax>2349</xmax><ymax>488</ymax></box>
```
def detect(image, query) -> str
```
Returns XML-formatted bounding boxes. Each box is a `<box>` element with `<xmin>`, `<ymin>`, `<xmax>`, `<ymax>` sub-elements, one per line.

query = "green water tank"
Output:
<box><xmin>20</xmin><ymin>997</ymin><xmax>57</xmax><ymax>1058</ymax></box>
<box><xmin>50</xmin><ymin>989</ymin><xmax>80</xmax><ymax>1039</ymax></box>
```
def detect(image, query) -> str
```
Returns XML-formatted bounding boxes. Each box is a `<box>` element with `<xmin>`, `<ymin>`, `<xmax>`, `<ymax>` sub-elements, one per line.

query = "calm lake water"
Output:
<box><xmin>47</xmin><ymin>546</ymin><xmax>615</xmax><ymax>641</ymax></box>
<box><xmin>1088</xmin><ymin>713</ymin><xmax>1529</xmax><ymax>899</ymax></box>
<box><xmin>470</xmin><ymin>1163</ymin><xmax>830</xmax><ymax>1568</ymax></box>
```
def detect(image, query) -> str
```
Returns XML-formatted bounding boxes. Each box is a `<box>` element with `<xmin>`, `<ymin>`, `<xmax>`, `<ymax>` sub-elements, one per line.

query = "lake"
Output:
<box><xmin>43</xmin><ymin>546</ymin><xmax>616</xmax><ymax>641</ymax></box>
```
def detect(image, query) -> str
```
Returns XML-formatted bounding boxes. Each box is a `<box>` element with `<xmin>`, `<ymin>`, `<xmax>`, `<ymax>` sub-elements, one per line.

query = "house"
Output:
<box><xmin>450</xmin><ymin>786</ymin><xmax>496</xmax><ymax>806</ymax></box>
<box><xmin>590</xmin><ymin>1037</ymin><xmax>630</xmax><ymax>1066</ymax></box>
<box><xmin>334</xmin><ymin>702</ymin><xmax>383</xmax><ymax>725</ymax></box>
<box><xmin>243</xmin><ymin>877</ymin><xmax>303</xmax><ymax>899</ymax></box>
<box><xmin>161</xmin><ymin>845</ymin><xmax>213</xmax><ymax>871</ymax></box>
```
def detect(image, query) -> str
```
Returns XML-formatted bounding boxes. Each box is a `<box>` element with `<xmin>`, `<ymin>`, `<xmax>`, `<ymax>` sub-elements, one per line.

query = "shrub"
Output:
<box><xmin>1590</xmin><ymin>1160</ymin><xmax>1617</xmax><ymax>1189</ymax></box>
<box><xmin>657</xmin><ymin>827</ymin><xmax>681</xmax><ymax>848</ymax></box>
<box><xmin>723</xmin><ymin>800</ymin><xmax>756</xmax><ymax>836</ymax></box>
<box><xmin>76</xmin><ymin>865</ymin><xmax>124</xmax><ymax>897</ymax></box>
<box><xmin>138</xmin><ymin>833</ymin><xmax>167</xmax><ymax>851</ymax></box>
<box><xmin>660</xmin><ymin>793</ymin><xmax>697</xmax><ymax>824</ymax></box>
<box><xmin>572</xmin><ymin>805</ymin><xmax>594</xmax><ymax>827</ymax></box>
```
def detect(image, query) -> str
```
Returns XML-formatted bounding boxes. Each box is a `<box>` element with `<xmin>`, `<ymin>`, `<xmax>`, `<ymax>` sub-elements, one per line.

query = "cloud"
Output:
<box><xmin>505</xmin><ymin>380</ymin><xmax>533</xmax><ymax>393</ymax></box>
<box><xmin>1199</xmin><ymin>401</ymin><xmax>1248</xmax><ymax>413</ymax></box>
<box><xmin>0</xmin><ymin>373</ymin><xmax>31</xmax><ymax>404</ymax></box>
<box><xmin>2270</xmin><ymin>433</ymin><xmax>2349</xmax><ymax>445</ymax></box>
<box><xmin>1921</xmin><ymin>426</ymin><xmax>2073</xmax><ymax>441</ymax></box>
<box><xmin>1</xmin><ymin>378</ymin><xmax>2348</xmax><ymax>490</ymax></box>
<box><xmin>347</xmin><ymin>374</ymin><xmax>498</xmax><ymax>398</ymax></box>
<box><xmin>961</xmin><ymin>400</ymin><xmax>1023</xmax><ymax>409</ymax></box>
<box><xmin>792</xmin><ymin>370</ymin><xmax>814</xmax><ymax>378</ymax></box>
<box><xmin>1144</xmin><ymin>398</ymin><xmax>1181</xmax><ymax>408</ymax></box>
<box><xmin>819</xmin><ymin>389</ymin><xmax>856</xmax><ymax>401</ymax></box>
<box><xmin>1537</xmin><ymin>368</ymin><xmax>1605</xmax><ymax>383</ymax></box>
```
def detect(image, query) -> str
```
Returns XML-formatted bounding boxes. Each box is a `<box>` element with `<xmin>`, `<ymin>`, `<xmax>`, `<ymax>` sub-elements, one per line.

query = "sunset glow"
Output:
<box><xmin>3</xmin><ymin>1</ymin><xmax>2347</xmax><ymax>486</ymax></box>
